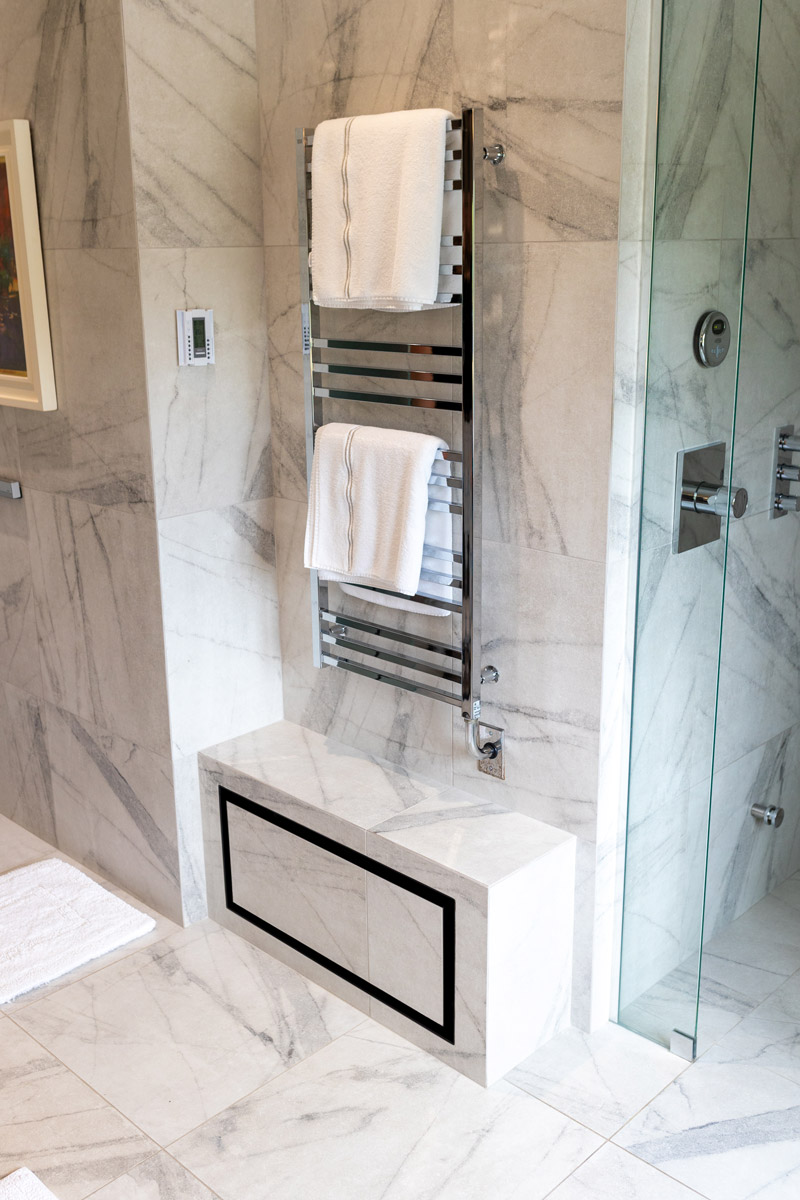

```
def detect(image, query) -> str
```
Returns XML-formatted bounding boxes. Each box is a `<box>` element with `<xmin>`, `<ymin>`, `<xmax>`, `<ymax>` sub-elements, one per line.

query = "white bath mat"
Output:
<box><xmin>0</xmin><ymin>858</ymin><xmax>155</xmax><ymax>1004</ymax></box>
<box><xmin>0</xmin><ymin>1168</ymin><xmax>59</xmax><ymax>1199</ymax></box>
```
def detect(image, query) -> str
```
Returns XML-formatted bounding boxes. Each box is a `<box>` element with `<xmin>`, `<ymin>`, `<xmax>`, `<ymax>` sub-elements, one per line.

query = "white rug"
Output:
<box><xmin>0</xmin><ymin>1168</ymin><xmax>59</xmax><ymax>1199</ymax></box>
<box><xmin>0</xmin><ymin>858</ymin><xmax>156</xmax><ymax>1004</ymax></box>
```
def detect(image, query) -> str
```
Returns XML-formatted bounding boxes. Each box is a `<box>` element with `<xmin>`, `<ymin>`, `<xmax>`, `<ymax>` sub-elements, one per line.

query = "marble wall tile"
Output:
<box><xmin>228</xmin><ymin>801</ymin><xmax>369</xmax><ymax>976</ymax></box>
<box><xmin>0</xmin><ymin>409</ymin><xmax>20</xmax><ymax>480</ymax></box>
<box><xmin>158</xmin><ymin>499</ymin><xmax>282</xmax><ymax>758</ymax></box>
<box><xmin>274</xmin><ymin>497</ymin><xmax>456</xmax><ymax>786</ymax></box>
<box><xmin>32</xmin><ymin>9</ymin><xmax>137</xmax><ymax>249</ymax></box>
<box><xmin>453</xmin><ymin>537</ymin><xmax>604</xmax><ymax>838</ymax></box>
<box><xmin>27</xmin><ymin>490</ymin><xmax>171</xmax><ymax>756</ymax></box>
<box><xmin>44</xmin><ymin>701</ymin><xmax>182</xmax><ymax>922</ymax></box>
<box><xmin>715</xmin><ymin>513</ymin><xmax>800</xmax><ymax>769</ymax></box>
<box><xmin>0</xmin><ymin>500</ymin><xmax>40</xmax><ymax>695</ymax></box>
<box><xmin>706</xmin><ymin>727</ymin><xmax>800</xmax><ymax>938</ymax></box>
<box><xmin>172</xmin><ymin>752</ymin><xmax>209</xmax><ymax>925</ymax></box>
<box><xmin>15</xmin><ymin>921</ymin><xmax>363</xmax><ymax>1146</ymax></box>
<box><xmin>0</xmin><ymin>2</ymin><xmax>45</xmax><ymax>120</ymax></box>
<box><xmin>122</xmin><ymin>0</ymin><xmax>262</xmax><ymax>248</ymax></box>
<box><xmin>496</xmin><ymin>0</ymin><xmax>625</xmax><ymax>243</ymax></box>
<box><xmin>257</xmin><ymin>0</ymin><xmax>455</xmax><ymax>246</ymax></box>
<box><xmin>0</xmin><ymin>683</ymin><xmax>54</xmax><ymax>843</ymax></box>
<box><xmin>747</xmin><ymin>0</ymin><xmax>800</xmax><ymax>240</ymax></box>
<box><xmin>16</xmin><ymin>249</ymin><xmax>154</xmax><ymax>514</ymax></box>
<box><xmin>0</xmin><ymin>1018</ymin><xmax>157</xmax><ymax>1200</ymax></box>
<box><xmin>139</xmin><ymin>247</ymin><xmax>271</xmax><ymax>518</ymax></box>
<box><xmin>482</xmin><ymin>242</ymin><xmax>617</xmax><ymax>560</ymax></box>
<box><xmin>91</xmin><ymin>1152</ymin><xmax>220</xmax><ymax>1200</ymax></box>
<box><xmin>172</xmin><ymin>1020</ymin><xmax>602</xmax><ymax>1200</ymax></box>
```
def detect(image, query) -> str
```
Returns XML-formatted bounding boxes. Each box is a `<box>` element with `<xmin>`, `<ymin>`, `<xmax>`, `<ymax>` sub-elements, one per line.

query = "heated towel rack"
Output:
<box><xmin>296</xmin><ymin>109</ymin><xmax>502</xmax><ymax>761</ymax></box>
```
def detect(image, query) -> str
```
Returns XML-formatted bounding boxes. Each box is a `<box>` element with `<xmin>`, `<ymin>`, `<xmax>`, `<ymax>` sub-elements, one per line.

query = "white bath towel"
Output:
<box><xmin>0</xmin><ymin>858</ymin><xmax>155</xmax><ymax>1004</ymax></box>
<box><xmin>310</xmin><ymin>108</ymin><xmax>453</xmax><ymax>311</ymax></box>
<box><xmin>337</xmin><ymin>498</ymin><xmax>454</xmax><ymax>616</ymax></box>
<box><xmin>305</xmin><ymin>422</ymin><xmax>448</xmax><ymax>607</ymax></box>
<box><xmin>0</xmin><ymin>1169</ymin><xmax>59</xmax><ymax>1199</ymax></box>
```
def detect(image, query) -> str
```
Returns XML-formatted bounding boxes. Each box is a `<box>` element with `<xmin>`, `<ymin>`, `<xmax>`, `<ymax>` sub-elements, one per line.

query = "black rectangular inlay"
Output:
<box><xmin>218</xmin><ymin>785</ymin><xmax>456</xmax><ymax>1043</ymax></box>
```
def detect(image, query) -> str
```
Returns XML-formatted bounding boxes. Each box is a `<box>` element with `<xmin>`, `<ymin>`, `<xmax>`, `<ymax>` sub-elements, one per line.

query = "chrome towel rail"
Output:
<box><xmin>296</xmin><ymin>109</ymin><xmax>503</xmax><ymax>763</ymax></box>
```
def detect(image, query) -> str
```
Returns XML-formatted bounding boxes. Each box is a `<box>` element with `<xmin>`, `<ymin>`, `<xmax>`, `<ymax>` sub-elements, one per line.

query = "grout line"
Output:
<box><xmin>79</xmin><ymin>1149</ymin><xmax>163</xmax><ymax>1199</ymax></box>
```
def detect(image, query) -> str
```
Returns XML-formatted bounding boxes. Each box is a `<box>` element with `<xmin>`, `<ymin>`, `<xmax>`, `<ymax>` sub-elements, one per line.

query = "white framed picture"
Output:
<box><xmin>0</xmin><ymin>119</ymin><xmax>56</xmax><ymax>411</ymax></box>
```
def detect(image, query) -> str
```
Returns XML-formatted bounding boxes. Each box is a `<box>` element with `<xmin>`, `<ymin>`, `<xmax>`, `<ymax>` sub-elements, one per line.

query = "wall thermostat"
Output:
<box><xmin>177</xmin><ymin>309</ymin><xmax>215</xmax><ymax>366</ymax></box>
<box><xmin>694</xmin><ymin>310</ymin><xmax>730</xmax><ymax>368</ymax></box>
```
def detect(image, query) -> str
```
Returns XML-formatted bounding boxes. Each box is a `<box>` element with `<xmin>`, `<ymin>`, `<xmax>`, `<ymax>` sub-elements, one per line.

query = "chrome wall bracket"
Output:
<box><xmin>482</xmin><ymin>144</ymin><xmax>505</xmax><ymax>165</ymax></box>
<box><xmin>751</xmin><ymin>802</ymin><xmax>784</xmax><ymax>827</ymax></box>
<box><xmin>0</xmin><ymin>479</ymin><xmax>22</xmax><ymax>500</ymax></box>
<box><xmin>670</xmin><ymin>1029</ymin><xmax>698</xmax><ymax>1061</ymax></box>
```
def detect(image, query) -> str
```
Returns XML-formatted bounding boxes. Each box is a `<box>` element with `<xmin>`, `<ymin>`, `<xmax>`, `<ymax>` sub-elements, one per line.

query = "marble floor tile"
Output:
<box><xmin>14</xmin><ymin>921</ymin><xmax>364</xmax><ymax>1145</ymax></box>
<box><xmin>547</xmin><ymin>1143</ymin><xmax>703</xmax><ymax>1200</ymax></box>
<box><xmin>90</xmin><ymin>1152</ymin><xmax>220</xmax><ymax>1200</ymax></box>
<box><xmin>703</xmin><ymin>891</ymin><xmax>800</xmax><ymax>980</ymax></box>
<box><xmin>615</xmin><ymin>1057</ymin><xmax>800</xmax><ymax>1200</ymax></box>
<box><xmin>172</xmin><ymin>1020</ymin><xmax>602</xmax><ymax>1200</ymax></box>
<box><xmin>706</xmin><ymin>971</ymin><xmax>800</xmax><ymax>1087</ymax></box>
<box><xmin>0</xmin><ymin>1018</ymin><xmax>156</xmax><ymax>1200</ymax></box>
<box><xmin>0</xmin><ymin>814</ymin><xmax>178</xmax><ymax>1014</ymax></box>
<box><xmin>507</xmin><ymin>1022</ymin><xmax>687</xmax><ymax>1138</ymax></box>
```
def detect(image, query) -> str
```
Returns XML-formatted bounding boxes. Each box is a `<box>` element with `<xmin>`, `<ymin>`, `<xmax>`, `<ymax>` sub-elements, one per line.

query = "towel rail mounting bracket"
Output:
<box><xmin>297</xmin><ymin>108</ymin><xmax>505</xmax><ymax>770</ymax></box>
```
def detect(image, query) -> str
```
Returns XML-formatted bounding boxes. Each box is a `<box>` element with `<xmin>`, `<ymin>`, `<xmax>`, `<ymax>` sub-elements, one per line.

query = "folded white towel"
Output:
<box><xmin>0</xmin><ymin>1169</ymin><xmax>59</xmax><ymax>1199</ymax></box>
<box><xmin>337</xmin><ymin>499</ymin><xmax>454</xmax><ymax>617</ymax></box>
<box><xmin>305</xmin><ymin>423</ymin><xmax>448</xmax><ymax>607</ymax></box>
<box><xmin>310</xmin><ymin>108</ymin><xmax>453</xmax><ymax>311</ymax></box>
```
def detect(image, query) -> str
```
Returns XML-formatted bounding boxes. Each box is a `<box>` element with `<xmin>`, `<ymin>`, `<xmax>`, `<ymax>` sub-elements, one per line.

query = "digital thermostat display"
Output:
<box><xmin>177</xmin><ymin>309</ymin><xmax>215</xmax><ymax>366</ymax></box>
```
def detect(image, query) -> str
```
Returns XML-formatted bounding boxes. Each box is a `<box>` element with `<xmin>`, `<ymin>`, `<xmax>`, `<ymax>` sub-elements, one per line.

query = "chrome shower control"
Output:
<box><xmin>751</xmin><ymin>802</ymin><xmax>784</xmax><ymax>827</ymax></box>
<box><xmin>673</xmin><ymin>442</ymin><xmax>747</xmax><ymax>553</ymax></box>
<box><xmin>770</xmin><ymin>425</ymin><xmax>800</xmax><ymax>519</ymax></box>
<box><xmin>681</xmin><ymin>484</ymin><xmax>748</xmax><ymax>519</ymax></box>
<box><xmin>695</xmin><ymin>310</ymin><xmax>731</xmax><ymax>367</ymax></box>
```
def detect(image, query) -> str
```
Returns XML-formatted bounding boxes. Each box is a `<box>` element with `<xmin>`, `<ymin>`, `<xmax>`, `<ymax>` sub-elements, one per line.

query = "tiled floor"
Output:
<box><xmin>1</xmin><ymin>814</ymin><xmax>799</xmax><ymax>1199</ymax></box>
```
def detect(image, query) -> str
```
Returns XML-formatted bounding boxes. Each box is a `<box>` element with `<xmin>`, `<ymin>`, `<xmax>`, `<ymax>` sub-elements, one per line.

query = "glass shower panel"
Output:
<box><xmin>701</xmin><ymin>0</ymin><xmax>800</xmax><ymax>1026</ymax></box>
<box><xmin>618</xmin><ymin>0</ymin><xmax>763</xmax><ymax>1051</ymax></box>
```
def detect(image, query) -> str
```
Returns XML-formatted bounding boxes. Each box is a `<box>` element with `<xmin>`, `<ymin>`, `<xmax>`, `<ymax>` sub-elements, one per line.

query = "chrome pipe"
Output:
<box><xmin>464</xmin><ymin>717</ymin><xmax>501</xmax><ymax>760</ymax></box>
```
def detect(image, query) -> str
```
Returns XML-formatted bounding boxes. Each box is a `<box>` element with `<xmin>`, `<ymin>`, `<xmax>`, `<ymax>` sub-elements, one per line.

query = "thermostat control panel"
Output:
<box><xmin>177</xmin><ymin>309</ymin><xmax>215</xmax><ymax>366</ymax></box>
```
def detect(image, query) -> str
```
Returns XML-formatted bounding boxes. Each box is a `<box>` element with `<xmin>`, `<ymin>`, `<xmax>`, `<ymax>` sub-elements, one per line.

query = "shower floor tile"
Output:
<box><xmin>506</xmin><ymin>1022</ymin><xmax>687</xmax><ymax>1137</ymax></box>
<box><xmin>170</xmin><ymin>1019</ymin><xmax>603</xmax><ymax>1200</ymax></box>
<box><xmin>614</xmin><ymin>1057</ymin><xmax>800</xmax><ymax>1200</ymax></box>
<box><xmin>704</xmin><ymin>969</ymin><xmax>800</xmax><ymax>1087</ymax></box>
<box><xmin>89</xmin><ymin>1151</ymin><xmax>219</xmax><ymax>1199</ymax></box>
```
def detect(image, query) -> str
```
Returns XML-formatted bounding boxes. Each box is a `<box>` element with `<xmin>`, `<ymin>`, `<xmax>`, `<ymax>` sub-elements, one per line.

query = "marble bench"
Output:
<box><xmin>199</xmin><ymin>720</ymin><xmax>576</xmax><ymax>1086</ymax></box>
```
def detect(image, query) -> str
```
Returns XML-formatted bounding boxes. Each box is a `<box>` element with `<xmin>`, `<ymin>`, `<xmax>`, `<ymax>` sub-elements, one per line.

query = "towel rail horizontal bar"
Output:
<box><xmin>314</xmin><ymin>338</ymin><xmax>462</xmax><ymax>357</ymax></box>
<box><xmin>314</xmin><ymin>386</ymin><xmax>462</xmax><ymax>411</ymax></box>
<box><xmin>352</xmin><ymin>584</ymin><xmax>462</xmax><ymax>612</ymax></box>
<box><xmin>419</xmin><ymin>567</ymin><xmax>462</xmax><ymax>588</ymax></box>
<box><xmin>313</xmin><ymin>362</ymin><xmax>462</xmax><ymax>385</ymax></box>
<box><xmin>428</xmin><ymin>476</ymin><xmax>462</xmax><ymax>489</ymax></box>
<box><xmin>321</xmin><ymin>631</ymin><xmax>462</xmax><ymax>684</ymax></box>
<box><xmin>320</xmin><ymin>609</ymin><xmax>461</xmax><ymax>658</ymax></box>
<box><xmin>427</xmin><ymin>500</ymin><xmax>463</xmax><ymax>515</ymax></box>
<box><xmin>321</xmin><ymin>653</ymin><xmax>462</xmax><ymax>706</ymax></box>
<box><xmin>422</xmin><ymin>543</ymin><xmax>463</xmax><ymax>563</ymax></box>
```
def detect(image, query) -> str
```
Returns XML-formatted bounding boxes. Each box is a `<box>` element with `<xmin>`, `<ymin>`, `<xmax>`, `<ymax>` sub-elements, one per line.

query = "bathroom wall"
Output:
<box><xmin>119</xmin><ymin>0</ymin><xmax>284</xmax><ymax>920</ymax></box>
<box><xmin>256</xmin><ymin>0</ymin><xmax>627</xmax><ymax>1026</ymax></box>
<box><xmin>0</xmin><ymin>2</ymin><xmax>182</xmax><ymax>920</ymax></box>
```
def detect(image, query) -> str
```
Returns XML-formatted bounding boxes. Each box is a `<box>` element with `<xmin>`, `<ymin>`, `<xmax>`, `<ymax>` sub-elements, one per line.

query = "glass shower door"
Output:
<box><xmin>618</xmin><ymin>0</ymin><xmax>763</xmax><ymax>1054</ymax></box>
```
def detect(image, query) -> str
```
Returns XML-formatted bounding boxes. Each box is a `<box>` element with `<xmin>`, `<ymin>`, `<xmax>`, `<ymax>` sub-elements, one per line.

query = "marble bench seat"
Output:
<box><xmin>199</xmin><ymin>720</ymin><xmax>576</xmax><ymax>1086</ymax></box>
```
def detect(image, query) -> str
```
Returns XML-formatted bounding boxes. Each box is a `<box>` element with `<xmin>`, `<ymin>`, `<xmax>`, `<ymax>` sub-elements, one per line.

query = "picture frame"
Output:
<box><xmin>0</xmin><ymin>119</ymin><xmax>57</xmax><ymax>411</ymax></box>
